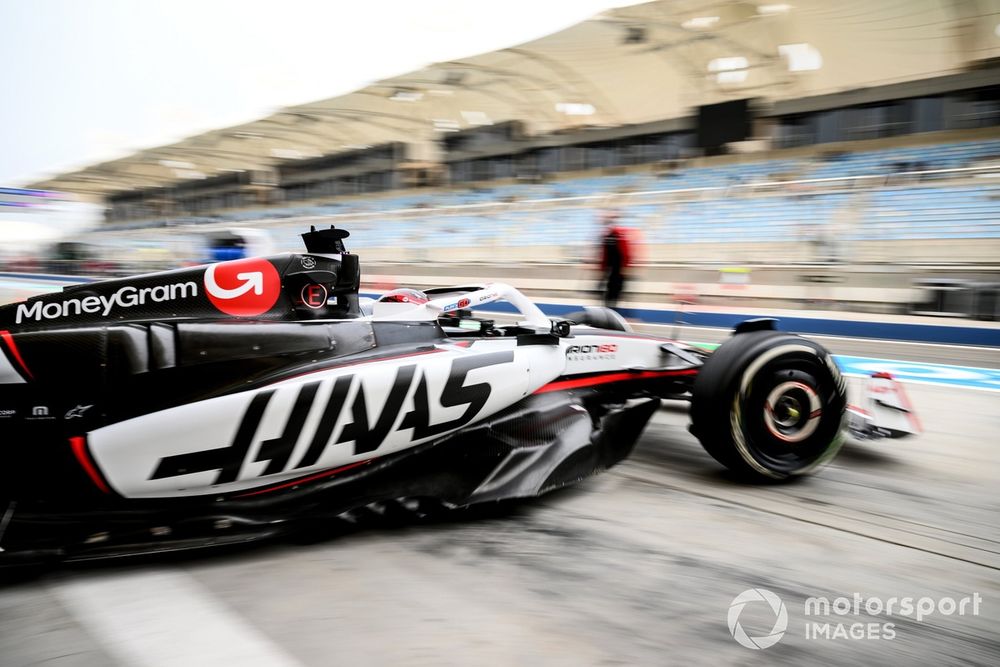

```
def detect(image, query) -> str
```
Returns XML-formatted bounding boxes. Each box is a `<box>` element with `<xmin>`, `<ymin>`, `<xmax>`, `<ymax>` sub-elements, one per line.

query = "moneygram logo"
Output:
<box><xmin>15</xmin><ymin>282</ymin><xmax>198</xmax><ymax>324</ymax></box>
<box><xmin>204</xmin><ymin>258</ymin><xmax>281</xmax><ymax>317</ymax></box>
<box><xmin>728</xmin><ymin>588</ymin><xmax>788</xmax><ymax>650</ymax></box>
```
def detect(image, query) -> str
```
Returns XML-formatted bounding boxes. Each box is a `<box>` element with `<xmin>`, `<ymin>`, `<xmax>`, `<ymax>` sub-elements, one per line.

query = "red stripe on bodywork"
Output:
<box><xmin>534</xmin><ymin>368</ymin><xmax>697</xmax><ymax>394</ymax></box>
<box><xmin>69</xmin><ymin>436</ymin><xmax>111</xmax><ymax>494</ymax></box>
<box><xmin>234</xmin><ymin>460</ymin><xmax>372</xmax><ymax>498</ymax></box>
<box><xmin>893</xmin><ymin>380</ymin><xmax>923</xmax><ymax>433</ymax></box>
<box><xmin>0</xmin><ymin>330</ymin><xmax>33</xmax><ymax>379</ymax></box>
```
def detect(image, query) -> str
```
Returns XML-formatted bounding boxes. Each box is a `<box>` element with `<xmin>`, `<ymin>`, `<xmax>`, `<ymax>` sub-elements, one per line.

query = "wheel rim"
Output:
<box><xmin>762</xmin><ymin>381</ymin><xmax>821</xmax><ymax>444</ymax></box>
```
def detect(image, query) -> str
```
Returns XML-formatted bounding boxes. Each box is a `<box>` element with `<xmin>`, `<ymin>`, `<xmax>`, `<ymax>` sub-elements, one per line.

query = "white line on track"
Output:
<box><xmin>832</xmin><ymin>352</ymin><xmax>1000</xmax><ymax>371</ymax></box>
<box><xmin>635</xmin><ymin>321</ymin><xmax>1000</xmax><ymax>353</ymax></box>
<box><xmin>839</xmin><ymin>374</ymin><xmax>1000</xmax><ymax>393</ymax></box>
<box><xmin>51</xmin><ymin>570</ymin><xmax>303</xmax><ymax>667</ymax></box>
<box><xmin>791</xmin><ymin>332</ymin><xmax>998</xmax><ymax>352</ymax></box>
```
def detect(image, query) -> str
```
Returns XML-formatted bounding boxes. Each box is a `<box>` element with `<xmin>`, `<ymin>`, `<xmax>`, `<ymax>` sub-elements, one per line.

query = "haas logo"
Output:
<box><xmin>204</xmin><ymin>258</ymin><xmax>281</xmax><ymax>317</ymax></box>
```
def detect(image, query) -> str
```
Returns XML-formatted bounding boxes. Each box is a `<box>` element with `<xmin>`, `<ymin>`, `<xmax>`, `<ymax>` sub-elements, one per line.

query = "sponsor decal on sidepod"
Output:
<box><xmin>15</xmin><ymin>282</ymin><xmax>198</xmax><ymax>324</ymax></box>
<box><xmin>13</xmin><ymin>257</ymin><xmax>282</xmax><ymax>324</ymax></box>
<box><xmin>87</xmin><ymin>348</ymin><xmax>537</xmax><ymax>498</ymax></box>
<box><xmin>204</xmin><ymin>257</ymin><xmax>281</xmax><ymax>317</ymax></box>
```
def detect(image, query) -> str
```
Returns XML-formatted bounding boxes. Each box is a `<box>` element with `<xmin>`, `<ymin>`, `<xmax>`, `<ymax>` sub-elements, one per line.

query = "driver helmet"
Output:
<box><xmin>372</xmin><ymin>288</ymin><xmax>429</xmax><ymax>317</ymax></box>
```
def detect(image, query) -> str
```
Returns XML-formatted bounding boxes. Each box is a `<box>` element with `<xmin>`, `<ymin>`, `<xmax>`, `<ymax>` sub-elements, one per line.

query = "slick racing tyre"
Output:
<box><xmin>690</xmin><ymin>330</ymin><xmax>847</xmax><ymax>482</ymax></box>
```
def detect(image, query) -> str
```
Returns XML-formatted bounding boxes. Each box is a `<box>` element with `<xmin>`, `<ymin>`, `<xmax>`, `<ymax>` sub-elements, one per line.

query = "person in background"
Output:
<box><xmin>598</xmin><ymin>209</ymin><xmax>632</xmax><ymax>310</ymax></box>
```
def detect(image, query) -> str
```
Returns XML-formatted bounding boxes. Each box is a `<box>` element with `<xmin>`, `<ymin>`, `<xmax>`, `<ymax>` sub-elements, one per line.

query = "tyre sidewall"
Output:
<box><xmin>691</xmin><ymin>331</ymin><xmax>846</xmax><ymax>480</ymax></box>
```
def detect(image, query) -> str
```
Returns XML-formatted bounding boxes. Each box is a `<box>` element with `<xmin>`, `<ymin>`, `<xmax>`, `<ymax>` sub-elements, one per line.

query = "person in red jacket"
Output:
<box><xmin>598</xmin><ymin>210</ymin><xmax>632</xmax><ymax>310</ymax></box>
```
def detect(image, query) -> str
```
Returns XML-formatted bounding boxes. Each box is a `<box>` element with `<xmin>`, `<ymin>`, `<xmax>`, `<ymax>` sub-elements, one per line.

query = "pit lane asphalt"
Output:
<box><xmin>2</xmin><ymin>380</ymin><xmax>997</xmax><ymax>667</ymax></box>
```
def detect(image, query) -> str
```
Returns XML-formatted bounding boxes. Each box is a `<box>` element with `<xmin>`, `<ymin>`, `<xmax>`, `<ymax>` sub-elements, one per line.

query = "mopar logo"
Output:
<box><xmin>15</xmin><ymin>282</ymin><xmax>199</xmax><ymax>324</ymax></box>
<box><xmin>27</xmin><ymin>405</ymin><xmax>55</xmax><ymax>421</ymax></box>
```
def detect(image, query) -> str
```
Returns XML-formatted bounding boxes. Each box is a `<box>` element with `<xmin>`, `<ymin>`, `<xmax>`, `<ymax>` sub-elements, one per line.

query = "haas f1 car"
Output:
<box><xmin>0</xmin><ymin>227</ymin><xmax>917</xmax><ymax>564</ymax></box>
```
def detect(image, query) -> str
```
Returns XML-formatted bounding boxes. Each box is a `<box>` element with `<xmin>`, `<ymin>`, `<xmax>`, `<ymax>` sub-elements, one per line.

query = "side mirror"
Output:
<box><xmin>550</xmin><ymin>320</ymin><xmax>572</xmax><ymax>338</ymax></box>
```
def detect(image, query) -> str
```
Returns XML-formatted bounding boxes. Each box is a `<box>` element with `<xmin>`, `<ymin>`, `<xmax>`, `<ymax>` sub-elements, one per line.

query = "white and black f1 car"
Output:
<box><xmin>0</xmin><ymin>227</ymin><xmax>917</xmax><ymax>564</ymax></box>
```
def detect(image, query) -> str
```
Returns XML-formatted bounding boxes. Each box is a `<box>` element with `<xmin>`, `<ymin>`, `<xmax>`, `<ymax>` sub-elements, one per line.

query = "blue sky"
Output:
<box><xmin>0</xmin><ymin>0</ymin><xmax>634</xmax><ymax>185</ymax></box>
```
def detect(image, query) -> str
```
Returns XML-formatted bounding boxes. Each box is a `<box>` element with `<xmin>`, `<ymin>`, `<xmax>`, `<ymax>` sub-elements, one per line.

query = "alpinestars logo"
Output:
<box><xmin>204</xmin><ymin>258</ymin><xmax>281</xmax><ymax>317</ymax></box>
<box><xmin>15</xmin><ymin>282</ymin><xmax>198</xmax><ymax>324</ymax></box>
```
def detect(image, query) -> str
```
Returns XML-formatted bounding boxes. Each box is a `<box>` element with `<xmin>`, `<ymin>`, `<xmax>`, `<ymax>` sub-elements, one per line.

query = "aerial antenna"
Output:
<box><xmin>301</xmin><ymin>225</ymin><xmax>350</xmax><ymax>254</ymax></box>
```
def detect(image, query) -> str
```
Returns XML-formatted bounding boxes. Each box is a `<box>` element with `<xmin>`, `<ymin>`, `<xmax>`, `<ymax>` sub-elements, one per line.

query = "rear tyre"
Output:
<box><xmin>690</xmin><ymin>330</ymin><xmax>846</xmax><ymax>481</ymax></box>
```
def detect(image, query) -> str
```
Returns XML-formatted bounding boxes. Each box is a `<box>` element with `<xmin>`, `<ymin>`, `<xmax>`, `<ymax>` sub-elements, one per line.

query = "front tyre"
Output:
<box><xmin>690</xmin><ymin>331</ymin><xmax>846</xmax><ymax>481</ymax></box>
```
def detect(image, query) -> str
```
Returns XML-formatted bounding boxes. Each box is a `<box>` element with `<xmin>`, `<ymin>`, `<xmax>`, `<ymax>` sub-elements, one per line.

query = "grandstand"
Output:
<box><xmin>19</xmin><ymin>0</ymin><xmax>1000</xmax><ymax>315</ymax></box>
<box><xmin>81</xmin><ymin>135</ymin><xmax>1000</xmax><ymax>263</ymax></box>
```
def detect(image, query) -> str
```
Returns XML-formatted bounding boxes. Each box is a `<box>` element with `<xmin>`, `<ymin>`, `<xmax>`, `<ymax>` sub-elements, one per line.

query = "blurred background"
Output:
<box><xmin>2</xmin><ymin>0</ymin><xmax>999</xmax><ymax>319</ymax></box>
<box><xmin>1</xmin><ymin>1</ymin><xmax>998</xmax><ymax>665</ymax></box>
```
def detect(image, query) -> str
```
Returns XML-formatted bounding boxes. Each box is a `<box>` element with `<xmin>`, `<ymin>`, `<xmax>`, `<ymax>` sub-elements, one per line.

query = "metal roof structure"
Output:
<box><xmin>32</xmin><ymin>0</ymin><xmax>1000</xmax><ymax>197</ymax></box>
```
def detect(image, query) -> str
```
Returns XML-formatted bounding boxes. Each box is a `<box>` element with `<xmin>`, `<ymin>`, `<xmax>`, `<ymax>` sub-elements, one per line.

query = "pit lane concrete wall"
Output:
<box><xmin>358</xmin><ymin>239</ymin><xmax>998</xmax><ymax>266</ymax></box>
<box><xmin>362</xmin><ymin>260</ymin><xmax>1000</xmax><ymax>315</ymax></box>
